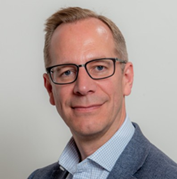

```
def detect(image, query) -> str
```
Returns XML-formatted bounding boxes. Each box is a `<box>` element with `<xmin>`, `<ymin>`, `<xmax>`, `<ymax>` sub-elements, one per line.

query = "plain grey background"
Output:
<box><xmin>0</xmin><ymin>0</ymin><xmax>177</xmax><ymax>178</ymax></box>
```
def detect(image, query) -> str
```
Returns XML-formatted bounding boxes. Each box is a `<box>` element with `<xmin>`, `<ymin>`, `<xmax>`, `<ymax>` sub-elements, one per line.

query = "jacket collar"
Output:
<box><xmin>107</xmin><ymin>123</ymin><xmax>150</xmax><ymax>179</ymax></box>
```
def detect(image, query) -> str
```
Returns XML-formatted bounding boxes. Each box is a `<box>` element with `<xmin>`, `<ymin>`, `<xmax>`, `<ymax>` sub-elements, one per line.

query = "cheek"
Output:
<box><xmin>112</xmin><ymin>86</ymin><xmax>123</xmax><ymax>107</ymax></box>
<box><xmin>110</xmin><ymin>76</ymin><xmax>124</xmax><ymax>105</ymax></box>
<box><xmin>52</xmin><ymin>86</ymin><xmax>70</xmax><ymax>114</ymax></box>
<box><xmin>98</xmin><ymin>79</ymin><xmax>122</xmax><ymax>114</ymax></box>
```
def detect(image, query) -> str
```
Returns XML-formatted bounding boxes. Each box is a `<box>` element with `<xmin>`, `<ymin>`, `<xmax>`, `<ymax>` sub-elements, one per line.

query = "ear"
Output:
<box><xmin>43</xmin><ymin>73</ymin><xmax>55</xmax><ymax>105</ymax></box>
<box><xmin>122</xmin><ymin>62</ymin><xmax>134</xmax><ymax>96</ymax></box>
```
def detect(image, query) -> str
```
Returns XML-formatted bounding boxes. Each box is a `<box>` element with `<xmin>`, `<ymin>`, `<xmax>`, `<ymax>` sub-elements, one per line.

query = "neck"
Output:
<box><xmin>72</xmin><ymin>111</ymin><xmax>126</xmax><ymax>161</ymax></box>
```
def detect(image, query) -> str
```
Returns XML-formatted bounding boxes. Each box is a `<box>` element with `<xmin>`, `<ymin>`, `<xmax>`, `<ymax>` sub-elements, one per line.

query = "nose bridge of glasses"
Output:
<box><xmin>77</xmin><ymin>63</ymin><xmax>90</xmax><ymax>77</ymax></box>
<box><xmin>78</xmin><ymin>64</ymin><xmax>85</xmax><ymax>68</ymax></box>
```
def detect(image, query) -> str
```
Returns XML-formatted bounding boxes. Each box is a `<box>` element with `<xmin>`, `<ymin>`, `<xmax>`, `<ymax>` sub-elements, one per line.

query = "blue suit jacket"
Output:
<box><xmin>28</xmin><ymin>123</ymin><xmax>177</xmax><ymax>179</ymax></box>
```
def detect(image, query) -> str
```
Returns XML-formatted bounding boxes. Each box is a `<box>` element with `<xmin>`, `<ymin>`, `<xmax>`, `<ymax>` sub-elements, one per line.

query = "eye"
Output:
<box><xmin>95</xmin><ymin>65</ymin><xmax>105</xmax><ymax>71</ymax></box>
<box><xmin>59</xmin><ymin>68</ymin><xmax>77</xmax><ymax>79</ymax></box>
<box><xmin>54</xmin><ymin>66</ymin><xmax>76</xmax><ymax>77</ymax></box>
<box><xmin>62</xmin><ymin>70</ymin><xmax>72</xmax><ymax>76</ymax></box>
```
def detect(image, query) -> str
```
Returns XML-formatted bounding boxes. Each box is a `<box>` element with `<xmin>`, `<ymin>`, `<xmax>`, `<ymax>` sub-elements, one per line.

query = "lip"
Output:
<box><xmin>71</xmin><ymin>104</ymin><xmax>102</xmax><ymax>112</ymax></box>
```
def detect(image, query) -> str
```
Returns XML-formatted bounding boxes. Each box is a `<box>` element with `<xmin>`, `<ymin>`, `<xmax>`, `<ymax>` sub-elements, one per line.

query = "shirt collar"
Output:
<box><xmin>59</xmin><ymin>138</ymin><xmax>80</xmax><ymax>173</ymax></box>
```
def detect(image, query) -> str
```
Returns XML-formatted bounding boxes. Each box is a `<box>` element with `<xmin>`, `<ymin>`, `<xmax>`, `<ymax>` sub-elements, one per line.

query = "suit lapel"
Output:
<box><xmin>107</xmin><ymin>123</ymin><xmax>150</xmax><ymax>179</ymax></box>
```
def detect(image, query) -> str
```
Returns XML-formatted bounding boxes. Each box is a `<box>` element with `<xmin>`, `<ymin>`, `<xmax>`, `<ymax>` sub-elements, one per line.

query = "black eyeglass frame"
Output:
<box><xmin>46</xmin><ymin>58</ymin><xmax>126</xmax><ymax>85</ymax></box>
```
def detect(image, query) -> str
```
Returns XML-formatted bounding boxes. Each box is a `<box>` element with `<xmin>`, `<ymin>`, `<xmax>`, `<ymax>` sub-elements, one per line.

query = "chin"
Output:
<box><xmin>73</xmin><ymin>124</ymin><xmax>107</xmax><ymax>138</ymax></box>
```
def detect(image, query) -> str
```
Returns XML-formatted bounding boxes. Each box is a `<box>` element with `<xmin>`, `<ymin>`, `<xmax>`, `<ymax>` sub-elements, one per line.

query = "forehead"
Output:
<box><xmin>49</xmin><ymin>18</ymin><xmax>116</xmax><ymax>64</ymax></box>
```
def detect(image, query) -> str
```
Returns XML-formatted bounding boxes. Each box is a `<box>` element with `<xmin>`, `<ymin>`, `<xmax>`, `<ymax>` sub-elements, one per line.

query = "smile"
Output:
<box><xmin>71</xmin><ymin>104</ymin><xmax>102</xmax><ymax>112</ymax></box>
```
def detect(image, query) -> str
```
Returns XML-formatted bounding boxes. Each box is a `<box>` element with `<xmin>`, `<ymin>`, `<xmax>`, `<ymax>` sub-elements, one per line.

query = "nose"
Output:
<box><xmin>73</xmin><ymin>67</ymin><xmax>96</xmax><ymax>96</ymax></box>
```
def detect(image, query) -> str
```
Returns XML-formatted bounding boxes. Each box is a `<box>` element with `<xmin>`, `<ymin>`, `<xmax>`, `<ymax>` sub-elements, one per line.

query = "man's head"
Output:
<box><xmin>44</xmin><ymin>7</ymin><xmax>128</xmax><ymax>68</ymax></box>
<box><xmin>43</xmin><ymin>7</ymin><xmax>133</xmax><ymax>149</ymax></box>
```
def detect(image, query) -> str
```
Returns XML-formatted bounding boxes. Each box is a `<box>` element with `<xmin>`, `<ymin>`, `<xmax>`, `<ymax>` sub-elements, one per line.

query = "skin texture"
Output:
<box><xmin>43</xmin><ymin>18</ymin><xmax>134</xmax><ymax>160</ymax></box>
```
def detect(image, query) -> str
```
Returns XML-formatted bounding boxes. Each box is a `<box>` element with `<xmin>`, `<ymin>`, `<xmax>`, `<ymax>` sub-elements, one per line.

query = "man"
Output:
<box><xmin>28</xmin><ymin>7</ymin><xmax>177</xmax><ymax>179</ymax></box>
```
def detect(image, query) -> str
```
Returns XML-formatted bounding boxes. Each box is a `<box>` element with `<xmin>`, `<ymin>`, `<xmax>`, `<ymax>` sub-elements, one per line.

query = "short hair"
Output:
<box><xmin>44</xmin><ymin>7</ymin><xmax>128</xmax><ymax>68</ymax></box>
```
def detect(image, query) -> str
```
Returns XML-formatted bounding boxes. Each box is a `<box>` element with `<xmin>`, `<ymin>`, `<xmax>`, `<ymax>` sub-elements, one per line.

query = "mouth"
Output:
<box><xmin>71</xmin><ymin>104</ymin><xmax>103</xmax><ymax>112</ymax></box>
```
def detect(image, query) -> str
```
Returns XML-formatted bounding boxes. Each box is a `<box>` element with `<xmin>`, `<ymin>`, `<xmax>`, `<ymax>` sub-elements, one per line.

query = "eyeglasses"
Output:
<box><xmin>46</xmin><ymin>58</ymin><xmax>126</xmax><ymax>85</ymax></box>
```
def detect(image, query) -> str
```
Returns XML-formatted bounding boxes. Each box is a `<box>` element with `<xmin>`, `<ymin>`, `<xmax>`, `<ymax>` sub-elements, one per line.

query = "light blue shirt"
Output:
<box><xmin>59</xmin><ymin>115</ymin><xmax>135</xmax><ymax>179</ymax></box>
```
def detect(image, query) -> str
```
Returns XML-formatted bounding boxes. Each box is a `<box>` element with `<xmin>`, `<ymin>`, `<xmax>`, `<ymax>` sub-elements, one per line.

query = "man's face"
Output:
<box><xmin>44</xmin><ymin>18</ymin><xmax>133</xmax><ymax>141</ymax></box>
